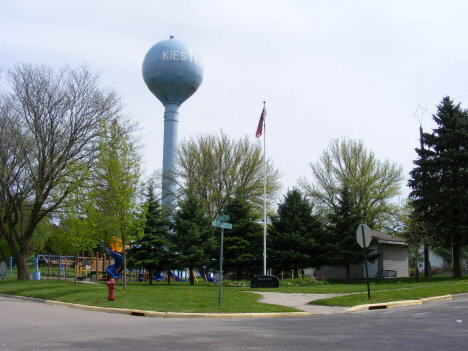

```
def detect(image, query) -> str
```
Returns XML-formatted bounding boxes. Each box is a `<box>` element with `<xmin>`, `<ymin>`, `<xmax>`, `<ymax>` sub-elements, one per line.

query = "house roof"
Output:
<box><xmin>371</xmin><ymin>230</ymin><xmax>408</xmax><ymax>246</ymax></box>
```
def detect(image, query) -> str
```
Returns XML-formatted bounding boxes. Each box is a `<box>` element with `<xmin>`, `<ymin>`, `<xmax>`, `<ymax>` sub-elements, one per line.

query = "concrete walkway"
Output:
<box><xmin>249</xmin><ymin>292</ymin><xmax>347</xmax><ymax>314</ymax></box>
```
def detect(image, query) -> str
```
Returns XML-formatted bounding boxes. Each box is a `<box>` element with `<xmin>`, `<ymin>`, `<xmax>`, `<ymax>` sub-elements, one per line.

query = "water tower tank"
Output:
<box><xmin>142</xmin><ymin>36</ymin><xmax>204</xmax><ymax>105</ymax></box>
<box><xmin>142</xmin><ymin>36</ymin><xmax>204</xmax><ymax>210</ymax></box>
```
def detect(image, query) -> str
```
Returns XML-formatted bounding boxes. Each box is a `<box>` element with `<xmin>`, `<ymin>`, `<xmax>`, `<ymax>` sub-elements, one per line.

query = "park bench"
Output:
<box><xmin>374</xmin><ymin>270</ymin><xmax>397</xmax><ymax>284</ymax></box>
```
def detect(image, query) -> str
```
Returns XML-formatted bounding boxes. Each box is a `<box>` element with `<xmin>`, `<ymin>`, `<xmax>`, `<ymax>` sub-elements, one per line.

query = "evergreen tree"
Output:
<box><xmin>409</xmin><ymin>96</ymin><xmax>468</xmax><ymax>277</ymax></box>
<box><xmin>268</xmin><ymin>188</ymin><xmax>326</xmax><ymax>277</ymax></box>
<box><xmin>172</xmin><ymin>187</ymin><xmax>215</xmax><ymax>285</ymax></box>
<box><xmin>127</xmin><ymin>183</ymin><xmax>173</xmax><ymax>285</ymax></box>
<box><xmin>222</xmin><ymin>190</ymin><xmax>263</xmax><ymax>280</ymax></box>
<box><xmin>326</xmin><ymin>185</ymin><xmax>378</xmax><ymax>283</ymax></box>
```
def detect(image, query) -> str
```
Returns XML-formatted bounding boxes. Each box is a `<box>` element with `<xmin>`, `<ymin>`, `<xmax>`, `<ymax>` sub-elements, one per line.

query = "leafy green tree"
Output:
<box><xmin>127</xmin><ymin>183</ymin><xmax>173</xmax><ymax>285</ymax></box>
<box><xmin>89</xmin><ymin>118</ymin><xmax>145</xmax><ymax>289</ymax></box>
<box><xmin>50</xmin><ymin>162</ymin><xmax>99</xmax><ymax>255</ymax></box>
<box><xmin>174</xmin><ymin>131</ymin><xmax>282</xmax><ymax>217</ymax></box>
<box><xmin>300</xmin><ymin>137</ymin><xmax>404</xmax><ymax>229</ymax></box>
<box><xmin>268</xmin><ymin>188</ymin><xmax>326</xmax><ymax>277</ymax></box>
<box><xmin>172</xmin><ymin>187</ymin><xmax>215</xmax><ymax>285</ymax></box>
<box><xmin>325</xmin><ymin>185</ymin><xmax>378</xmax><ymax>283</ymax></box>
<box><xmin>222</xmin><ymin>189</ymin><xmax>263</xmax><ymax>280</ymax></box>
<box><xmin>0</xmin><ymin>237</ymin><xmax>11</xmax><ymax>262</ymax></box>
<box><xmin>0</xmin><ymin>63</ymin><xmax>123</xmax><ymax>280</ymax></box>
<box><xmin>409</xmin><ymin>96</ymin><xmax>468</xmax><ymax>277</ymax></box>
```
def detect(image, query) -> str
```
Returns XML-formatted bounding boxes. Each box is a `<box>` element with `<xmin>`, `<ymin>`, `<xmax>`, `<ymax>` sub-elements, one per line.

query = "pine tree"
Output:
<box><xmin>222</xmin><ymin>190</ymin><xmax>263</xmax><ymax>280</ymax></box>
<box><xmin>172</xmin><ymin>187</ymin><xmax>215</xmax><ymax>285</ymax></box>
<box><xmin>326</xmin><ymin>185</ymin><xmax>378</xmax><ymax>283</ymax></box>
<box><xmin>409</xmin><ymin>96</ymin><xmax>468</xmax><ymax>277</ymax></box>
<box><xmin>127</xmin><ymin>183</ymin><xmax>173</xmax><ymax>284</ymax></box>
<box><xmin>268</xmin><ymin>188</ymin><xmax>326</xmax><ymax>277</ymax></box>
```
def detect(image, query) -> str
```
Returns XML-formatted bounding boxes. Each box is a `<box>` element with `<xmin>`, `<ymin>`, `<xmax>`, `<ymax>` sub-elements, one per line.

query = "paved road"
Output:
<box><xmin>1</xmin><ymin>295</ymin><xmax>467</xmax><ymax>351</ymax></box>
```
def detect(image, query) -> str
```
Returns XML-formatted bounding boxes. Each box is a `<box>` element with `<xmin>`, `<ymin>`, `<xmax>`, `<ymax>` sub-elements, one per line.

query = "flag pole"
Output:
<box><xmin>262</xmin><ymin>101</ymin><xmax>267</xmax><ymax>275</ymax></box>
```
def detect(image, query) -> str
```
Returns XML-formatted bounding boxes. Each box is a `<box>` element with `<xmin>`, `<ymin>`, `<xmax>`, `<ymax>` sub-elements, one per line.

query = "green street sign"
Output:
<box><xmin>219</xmin><ymin>222</ymin><xmax>232</xmax><ymax>229</ymax></box>
<box><xmin>212</xmin><ymin>221</ymin><xmax>232</xmax><ymax>229</ymax></box>
<box><xmin>216</xmin><ymin>215</ymin><xmax>230</xmax><ymax>222</ymax></box>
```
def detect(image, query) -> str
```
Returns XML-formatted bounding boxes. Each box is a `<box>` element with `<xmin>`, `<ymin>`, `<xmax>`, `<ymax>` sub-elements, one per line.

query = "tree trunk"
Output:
<box><xmin>149</xmin><ymin>271</ymin><xmax>153</xmax><ymax>285</ymax></box>
<box><xmin>345</xmin><ymin>263</ymin><xmax>351</xmax><ymax>284</ymax></box>
<box><xmin>453</xmin><ymin>242</ymin><xmax>461</xmax><ymax>278</ymax></box>
<box><xmin>415</xmin><ymin>254</ymin><xmax>419</xmax><ymax>283</ymax></box>
<box><xmin>189</xmin><ymin>266</ymin><xmax>195</xmax><ymax>285</ymax></box>
<box><xmin>17</xmin><ymin>253</ymin><xmax>29</xmax><ymax>281</ymax></box>
<box><xmin>424</xmin><ymin>245</ymin><xmax>430</xmax><ymax>277</ymax></box>
<box><xmin>74</xmin><ymin>251</ymin><xmax>78</xmax><ymax>286</ymax></box>
<box><xmin>122</xmin><ymin>242</ymin><xmax>127</xmax><ymax>290</ymax></box>
<box><xmin>5</xmin><ymin>232</ymin><xmax>32</xmax><ymax>280</ymax></box>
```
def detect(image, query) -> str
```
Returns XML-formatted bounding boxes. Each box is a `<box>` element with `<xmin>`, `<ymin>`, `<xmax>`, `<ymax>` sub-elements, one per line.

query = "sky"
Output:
<box><xmin>2</xmin><ymin>1</ymin><xmax>468</xmax><ymax>203</ymax></box>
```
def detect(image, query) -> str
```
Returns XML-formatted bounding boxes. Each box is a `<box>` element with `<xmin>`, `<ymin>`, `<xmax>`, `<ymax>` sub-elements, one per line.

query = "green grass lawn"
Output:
<box><xmin>1</xmin><ymin>274</ymin><xmax>467</xmax><ymax>312</ymax></box>
<box><xmin>309</xmin><ymin>281</ymin><xmax>468</xmax><ymax>307</ymax></box>
<box><xmin>0</xmin><ymin>280</ymin><xmax>299</xmax><ymax>313</ymax></box>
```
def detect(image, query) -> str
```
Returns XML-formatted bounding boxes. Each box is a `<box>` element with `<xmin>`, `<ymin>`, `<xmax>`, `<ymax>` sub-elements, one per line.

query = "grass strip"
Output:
<box><xmin>309</xmin><ymin>282</ymin><xmax>468</xmax><ymax>307</ymax></box>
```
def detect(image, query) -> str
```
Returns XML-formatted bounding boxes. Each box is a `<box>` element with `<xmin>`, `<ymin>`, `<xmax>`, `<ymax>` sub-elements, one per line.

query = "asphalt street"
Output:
<box><xmin>1</xmin><ymin>295</ymin><xmax>467</xmax><ymax>351</ymax></box>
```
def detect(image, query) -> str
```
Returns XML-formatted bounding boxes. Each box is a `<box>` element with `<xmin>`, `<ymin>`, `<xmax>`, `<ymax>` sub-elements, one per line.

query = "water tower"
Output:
<box><xmin>142</xmin><ymin>36</ymin><xmax>204</xmax><ymax>210</ymax></box>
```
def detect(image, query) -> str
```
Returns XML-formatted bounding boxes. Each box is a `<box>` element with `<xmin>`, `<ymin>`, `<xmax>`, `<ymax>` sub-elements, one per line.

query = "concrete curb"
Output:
<box><xmin>1</xmin><ymin>294</ymin><xmax>313</xmax><ymax>318</ymax></box>
<box><xmin>420</xmin><ymin>295</ymin><xmax>452</xmax><ymax>303</ymax></box>
<box><xmin>48</xmin><ymin>300</ymin><xmax>314</xmax><ymax>318</ymax></box>
<box><xmin>346</xmin><ymin>293</ymin><xmax>466</xmax><ymax>312</ymax></box>
<box><xmin>4</xmin><ymin>292</ymin><xmax>467</xmax><ymax>318</ymax></box>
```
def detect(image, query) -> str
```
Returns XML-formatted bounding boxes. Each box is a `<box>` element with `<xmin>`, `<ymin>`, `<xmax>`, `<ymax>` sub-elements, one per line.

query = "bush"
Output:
<box><xmin>441</xmin><ymin>263</ymin><xmax>453</xmax><ymax>273</ymax></box>
<box><xmin>279</xmin><ymin>277</ymin><xmax>328</xmax><ymax>287</ymax></box>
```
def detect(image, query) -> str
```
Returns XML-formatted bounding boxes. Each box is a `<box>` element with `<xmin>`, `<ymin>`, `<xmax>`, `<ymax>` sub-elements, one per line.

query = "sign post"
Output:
<box><xmin>356</xmin><ymin>223</ymin><xmax>372</xmax><ymax>300</ymax></box>
<box><xmin>212</xmin><ymin>214</ymin><xmax>231</xmax><ymax>306</ymax></box>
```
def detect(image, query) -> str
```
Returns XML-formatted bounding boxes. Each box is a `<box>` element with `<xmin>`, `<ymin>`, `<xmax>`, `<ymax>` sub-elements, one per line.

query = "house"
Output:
<box><xmin>315</xmin><ymin>230</ymin><xmax>410</xmax><ymax>280</ymax></box>
<box><xmin>417</xmin><ymin>247</ymin><xmax>468</xmax><ymax>273</ymax></box>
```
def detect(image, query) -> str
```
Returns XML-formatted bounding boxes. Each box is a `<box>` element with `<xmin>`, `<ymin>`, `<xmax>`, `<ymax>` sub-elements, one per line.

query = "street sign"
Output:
<box><xmin>356</xmin><ymin>223</ymin><xmax>372</xmax><ymax>248</ymax></box>
<box><xmin>212</xmin><ymin>221</ymin><xmax>232</xmax><ymax>229</ymax></box>
<box><xmin>213</xmin><ymin>214</ymin><xmax>232</xmax><ymax>307</ymax></box>
<box><xmin>356</xmin><ymin>223</ymin><xmax>372</xmax><ymax>300</ymax></box>
<box><xmin>215</xmin><ymin>215</ymin><xmax>230</xmax><ymax>222</ymax></box>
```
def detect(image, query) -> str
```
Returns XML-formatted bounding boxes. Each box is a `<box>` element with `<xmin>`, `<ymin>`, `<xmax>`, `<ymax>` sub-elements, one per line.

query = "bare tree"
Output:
<box><xmin>0</xmin><ymin>63</ymin><xmax>123</xmax><ymax>280</ymax></box>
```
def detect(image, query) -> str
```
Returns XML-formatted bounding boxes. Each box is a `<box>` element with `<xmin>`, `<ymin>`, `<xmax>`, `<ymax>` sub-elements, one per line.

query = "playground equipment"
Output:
<box><xmin>199</xmin><ymin>267</ymin><xmax>216</xmax><ymax>282</ymax></box>
<box><xmin>106</xmin><ymin>249</ymin><xmax>123</xmax><ymax>279</ymax></box>
<box><xmin>36</xmin><ymin>252</ymin><xmax>113</xmax><ymax>281</ymax></box>
<box><xmin>33</xmin><ymin>250</ymin><xmax>216</xmax><ymax>284</ymax></box>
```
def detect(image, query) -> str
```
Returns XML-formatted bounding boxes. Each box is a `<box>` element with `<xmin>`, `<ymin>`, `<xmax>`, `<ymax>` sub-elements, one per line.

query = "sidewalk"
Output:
<box><xmin>250</xmin><ymin>292</ymin><xmax>347</xmax><ymax>314</ymax></box>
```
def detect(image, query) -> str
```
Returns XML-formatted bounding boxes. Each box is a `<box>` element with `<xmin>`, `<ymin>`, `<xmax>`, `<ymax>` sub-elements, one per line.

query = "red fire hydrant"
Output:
<box><xmin>107</xmin><ymin>278</ymin><xmax>115</xmax><ymax>301</ymax></box>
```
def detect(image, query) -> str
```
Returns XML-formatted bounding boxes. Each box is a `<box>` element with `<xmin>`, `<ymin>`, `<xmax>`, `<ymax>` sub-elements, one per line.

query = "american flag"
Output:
<box><xmin>256</xmin><ymin>107</ymin><xmax>266</xmax><ymax>138</ymax></box>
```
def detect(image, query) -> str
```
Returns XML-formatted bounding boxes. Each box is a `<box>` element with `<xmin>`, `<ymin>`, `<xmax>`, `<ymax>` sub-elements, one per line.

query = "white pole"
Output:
<box><xmin>263</xmin><ymin>102</ymin><xmax>267</xmax><ymax>275</ymax></box>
